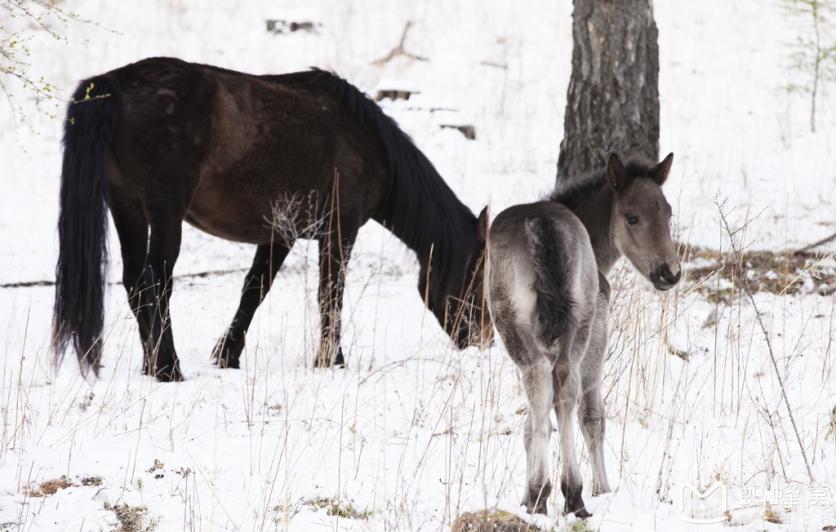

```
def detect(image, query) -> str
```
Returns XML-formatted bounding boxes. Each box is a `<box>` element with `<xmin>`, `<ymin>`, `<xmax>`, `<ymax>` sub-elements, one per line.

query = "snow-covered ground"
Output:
<box><xmin>1</xmin><ymin>0</ymin><xmax>835</xmax><ymax>530</ymax></box>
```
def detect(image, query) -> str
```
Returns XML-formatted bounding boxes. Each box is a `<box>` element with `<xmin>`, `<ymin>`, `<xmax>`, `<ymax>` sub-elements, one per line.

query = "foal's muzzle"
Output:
<box><xmin>650</xmin><ymin>263</ymin><xmax>681</xmax><ymax>291</ymax></box>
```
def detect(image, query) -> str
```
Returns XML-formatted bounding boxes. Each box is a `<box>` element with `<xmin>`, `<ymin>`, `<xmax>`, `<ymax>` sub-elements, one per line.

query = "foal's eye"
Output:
<box><xmin>626</xmin><ymin>215</ymin><xmax>638</xmax><ymax>225</ymax></box>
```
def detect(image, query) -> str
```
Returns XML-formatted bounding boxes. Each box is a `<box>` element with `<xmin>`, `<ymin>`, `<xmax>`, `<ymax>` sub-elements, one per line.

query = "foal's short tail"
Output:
<box><xmin>525</xmin><ymin>217</ymin><xmax>576</xmax><ymax>346</ymax></box>
<box><xmin>52</xmin><ymin>76</ymin><xmax>120</xmax><ymax>377</ymax></box>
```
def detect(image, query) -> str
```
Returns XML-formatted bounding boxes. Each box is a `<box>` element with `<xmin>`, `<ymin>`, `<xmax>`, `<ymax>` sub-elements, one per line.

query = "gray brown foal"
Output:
<box><xmin>487</xmin><ymin>153</ymin><xmax>681</xmax><ymax>518</ymax></box>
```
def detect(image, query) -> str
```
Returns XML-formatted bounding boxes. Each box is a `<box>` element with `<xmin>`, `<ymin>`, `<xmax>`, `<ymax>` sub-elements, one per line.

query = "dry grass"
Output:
<box><xmin>763</xmin><ymin>502</ymin><xmax>783</xmax><ymax>524</ymax></box>
<box><xmin>23</xmin><ymin>477</ymin><xmax>74</xmax><ymax>497</ymax></box>
<box><xmin>104</xmin><ymin>502</ymin><xmax>157</xmax><ymax>532</ymax></box>
<box><xmin>451</xmin><ymin>510</ymin><xmax>542</xmax><ymax>532</ymax></box>
<box><xmin>682</xmin><ymin>244</ymin><xmax>836</xmax><ymax>303</ymax></box>
<box><xmin>302</xmin><ymin>497</ymin><xmax>373</xmax><ymax>520</ymax></box>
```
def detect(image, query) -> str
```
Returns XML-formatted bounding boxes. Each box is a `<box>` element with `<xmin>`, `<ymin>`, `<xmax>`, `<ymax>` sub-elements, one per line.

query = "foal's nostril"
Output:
<box><xmin>669</xmin><ymin>268</ymin><xmax>681</xmax><ymax>285</ymax></box>
<box><xmin>660</xmin><ymin>264</ymin><xmax>681</xmax><ymax>285</ymax></box>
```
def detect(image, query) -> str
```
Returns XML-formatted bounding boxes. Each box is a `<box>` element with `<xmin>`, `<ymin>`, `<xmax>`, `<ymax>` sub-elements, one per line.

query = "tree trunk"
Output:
<box><xmin>557</xmin><ymin>0</ymin><xmax>660</xmax><ymax>181</ymax></box>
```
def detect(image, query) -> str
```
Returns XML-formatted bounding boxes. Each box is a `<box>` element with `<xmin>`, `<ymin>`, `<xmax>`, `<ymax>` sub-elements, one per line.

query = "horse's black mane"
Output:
<box><xmin>272</xmin><ymin>69</ymin><xmax>478</xmax><ymax>295</ymax></box>
<box><xmin>548</xmin><ymin>158</ymin><xmax>659</xmax><ymax>209</ymax></box>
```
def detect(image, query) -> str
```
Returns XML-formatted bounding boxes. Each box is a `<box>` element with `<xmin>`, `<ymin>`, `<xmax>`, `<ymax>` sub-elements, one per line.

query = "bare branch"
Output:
<box><xmin>371</xmin><ymin>21</ymin><xmax>428</xmax><ymax>66</ymax></box>
<box><xmin>715</xmin><ymin>200</ymin><xmax>815</xmax><ymax>483</ymax></box>
<box><xmin>795</xmin><ymin>230</ymin><xmax>836</xmax><ymax>255</ymax></box>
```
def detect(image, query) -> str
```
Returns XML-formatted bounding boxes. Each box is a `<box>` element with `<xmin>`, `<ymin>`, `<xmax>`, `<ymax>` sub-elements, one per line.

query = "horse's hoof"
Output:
<box><xmin>211</xmin><ymin>336</ymin><xmax>243</xmax><ymax>369</ymax></box>
<box><xmin>214</xmin><ymin>352</ymin><xmax>240</xmax><ymax>369</ymax></box>
<box><xmin>313</xmin><ymin>356</ymin><xmax>334</xmax><ymax>368</ymax></box>
<box><xmin>155</xmin><ymin>363</ymin><xmax>184</xmax><ymax>382</ymax></box>
<box><xmin>313</xmin><ymin>348</ymin><xmax>346</xmax><ymax>368</ymax></box>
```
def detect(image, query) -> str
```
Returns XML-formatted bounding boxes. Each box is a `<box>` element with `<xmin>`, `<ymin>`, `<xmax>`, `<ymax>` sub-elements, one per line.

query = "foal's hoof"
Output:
<box><xmin>313</xmin><ymin>348</ymin><xmax>346</xmax><ymax>368</ymax></box>
<box><xmin>212</xmin><ymin>336</ymin><xmax>243</xmax><ymax>369</ymax></box>
<box><xmin>522</xmin><ymin>499</ymin><xmax>549</xmax><ymax>516</ymax></box>
<box><xmin>571</xmin><ymin>506</ymin><xmax>592</xmax><ymax>519</ymax></box>
<box><xmin>561</xmin><ymin>481</ymin><xmax>590</xmax><ymax>518</ymax></box>
<box><xmin>522</xmin><ymin>481</ymin><xmax>552</xmax><ymax>515</ymax></box>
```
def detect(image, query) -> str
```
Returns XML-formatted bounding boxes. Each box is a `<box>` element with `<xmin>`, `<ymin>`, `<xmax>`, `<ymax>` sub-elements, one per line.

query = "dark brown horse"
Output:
<box><xmin>52</xmin><ymin>57</ymin><xmax>491</xmax><ymax>382</ymax></box>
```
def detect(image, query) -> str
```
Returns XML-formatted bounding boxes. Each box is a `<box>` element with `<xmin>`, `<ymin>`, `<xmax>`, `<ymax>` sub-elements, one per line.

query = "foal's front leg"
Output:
<box><xmin>578</xmin><ymin>293</ymin><xmax>611</xmax><ymax>496</ymax></box>
<box><xmin>520</xmin><ymin>357</ymin><xmax>555</xmax><ymax>514</ymax></box>
<box><xmin>553</xmin><ymin>328</ymin><xmax>590</xmax><ymax>518</ymax></box>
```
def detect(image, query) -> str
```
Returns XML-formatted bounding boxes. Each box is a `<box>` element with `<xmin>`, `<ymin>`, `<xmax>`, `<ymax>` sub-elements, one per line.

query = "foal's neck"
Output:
<box><xmin>571</xmin><ymin>187</ymin><xmax>621</xmax><ymax>276</ymax></box>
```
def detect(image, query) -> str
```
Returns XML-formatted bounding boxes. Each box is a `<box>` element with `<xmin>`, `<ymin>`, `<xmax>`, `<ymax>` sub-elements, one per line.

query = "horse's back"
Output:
<box><xmin>101</xmin><ymin>58</ymin><xmax>386</xmax><ymax>244</ymax></box>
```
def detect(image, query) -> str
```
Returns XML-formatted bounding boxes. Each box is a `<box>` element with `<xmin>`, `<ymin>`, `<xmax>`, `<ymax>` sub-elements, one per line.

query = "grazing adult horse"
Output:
<box><xmin>53</xmin><ymin>57</ymin><xmax>491</xmax><ymax>382</ymax></box>
<box><xmin>488</xmin><ymin>153</ymin><xmax>680</xmax><ymax>518</ymax></box>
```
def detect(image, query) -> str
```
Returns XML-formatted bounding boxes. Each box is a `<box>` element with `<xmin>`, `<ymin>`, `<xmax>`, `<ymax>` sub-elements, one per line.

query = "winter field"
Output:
<box><xmin>1</xmin><ymin>0</ymin><xmax>836</xmax><ymax>530</ymax></box>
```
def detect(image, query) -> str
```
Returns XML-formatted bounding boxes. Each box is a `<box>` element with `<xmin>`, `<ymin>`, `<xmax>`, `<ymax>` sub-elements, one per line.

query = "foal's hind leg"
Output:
<box><xmin>552</xmin><ymin>326</ymin><xmax>591</xmax><ymax>518</ymax></box>
<box><xmin>520</xmin><ymin>355</ymin><xmax>555</xmax><ymax>515</ymax></box>
<box><xmin>313</xmin><ymin>227</ymin><xmax>357</xmax><ymax>368</ymax></box>
<box><xmin>213</xmin><ymin>241</ymin><xmax>293</xmax><ymax>369</ymax></box>
<box><xmin>578</xmin><ymin>294</ymin><xmax>611</xmax><ymax>495</ymax></box>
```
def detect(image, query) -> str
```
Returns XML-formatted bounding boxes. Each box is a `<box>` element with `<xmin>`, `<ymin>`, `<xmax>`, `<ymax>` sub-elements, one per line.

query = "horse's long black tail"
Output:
<box><xmin>52</xmin><ymin>76</ymin><xmax>120</xmax><ymax>377</ymax></box>
<box><xmin>525</xmin><ymin>217</ymin><xmax>576</xmax><ymax>346</ymax></box>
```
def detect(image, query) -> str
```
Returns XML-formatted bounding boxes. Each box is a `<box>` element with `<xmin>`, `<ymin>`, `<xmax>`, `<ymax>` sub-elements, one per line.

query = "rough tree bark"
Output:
<box><xmin>557</xmin><ymin>0</ymin><xmax>660</xmax><ymax>180</ymax></box>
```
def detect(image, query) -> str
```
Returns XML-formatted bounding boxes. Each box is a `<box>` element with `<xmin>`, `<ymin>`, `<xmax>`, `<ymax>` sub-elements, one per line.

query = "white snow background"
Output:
<box><xmin>1</xmin><ymin>0</ymin><xmax>835</xmax><ymax>530</ymax></box>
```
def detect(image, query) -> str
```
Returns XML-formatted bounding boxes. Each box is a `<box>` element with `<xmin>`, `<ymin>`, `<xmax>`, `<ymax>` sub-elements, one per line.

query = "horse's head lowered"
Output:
<box><xmin>421</xmin><ymin>206</ymin><xmax>494</xmax><ymax>349</ymax></box>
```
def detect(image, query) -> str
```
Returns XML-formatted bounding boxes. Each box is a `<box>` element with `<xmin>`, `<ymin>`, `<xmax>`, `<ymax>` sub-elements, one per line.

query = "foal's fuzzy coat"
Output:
<box><xmin>488</xmin><ymin>153</ymin><xmax>680</xmax><ymax>518</ymax></box>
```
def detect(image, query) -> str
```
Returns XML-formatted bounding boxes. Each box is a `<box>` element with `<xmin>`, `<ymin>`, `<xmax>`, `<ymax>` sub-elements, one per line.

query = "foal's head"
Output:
<box><xmin>608</xmin><ymin>153</ymin><xmax>681</xmax><ymax>291</ymax></box>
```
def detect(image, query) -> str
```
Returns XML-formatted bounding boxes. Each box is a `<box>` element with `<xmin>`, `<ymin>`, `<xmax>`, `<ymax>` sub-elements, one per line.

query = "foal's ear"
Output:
<box><xmin>477</xmin><ymin>206</ymin><xmax>490</xmax><ymax>244</ymax></box>
<box><xmin>653</xmin><ymin>152</ymin><xmax>674</xmax><ymax>185</ymax></box>
<box><xmin>607</xmin><ymin>153</ymin><xmax>626</xmax><ymax>190</ymax></box>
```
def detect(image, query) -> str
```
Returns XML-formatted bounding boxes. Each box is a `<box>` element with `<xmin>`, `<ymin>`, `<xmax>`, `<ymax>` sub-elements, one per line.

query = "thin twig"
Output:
<box><xmin>716</xmin><ymin>201</ymin><xmax>815</xmax><ymax>483</ymax></box>
<box><xmin>371</xmin><ymin>21</ymin><xmax>428</xmax><ymax>66</ymax></box>
<box><xmin>794</xmin><ymin>230</ymin><xmax>836</xmax><ymax>256</ymax></box>
<box><xmin>0</xmin><ymin>267</ymin><xmax>251</xmax><ymax>289</ymax></box>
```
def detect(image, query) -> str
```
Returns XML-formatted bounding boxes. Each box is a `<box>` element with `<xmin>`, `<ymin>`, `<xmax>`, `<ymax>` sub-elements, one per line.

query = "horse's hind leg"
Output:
<box><xmin>578</xmin><ymin>294</ymin><xmax>611</xmax><ymax>496</ymax></box>
<box><xmin>552</xmin><ymin>326</ymin><xmax>591</xmax><ymax>518</ymax></box>
<box><xmin>213</xmin><ymin>241</ymin><xmax>294</xmax><ymax>368</ymax></box>
<box><xmin>142</xmin><ymin>217</ymin><xmax>184</xmax><ymax>381</ymax></box>
<box><xmin>109</xmin><ymin>192</ymin><xmax>152</xmax><ymax>373</ymax></box>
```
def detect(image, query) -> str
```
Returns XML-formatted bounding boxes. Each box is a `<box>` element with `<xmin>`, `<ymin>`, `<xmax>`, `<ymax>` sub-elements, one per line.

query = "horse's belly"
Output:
<box><xmin>185</xmin><ymin>173</ymin><xmax>334</xmax><ymax>245</ymax></box>
<box><xmin>185</xmin><ymin>185</ymin><xmax>278</xmax><ymax>244</ymax></box>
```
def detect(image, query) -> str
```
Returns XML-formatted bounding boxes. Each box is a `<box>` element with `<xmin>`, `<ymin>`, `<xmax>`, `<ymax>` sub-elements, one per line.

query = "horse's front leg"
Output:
<box><xmin>213</xmin><ymin>241</ymin><xmax>294</xmax><ymax>368</ymax></box>
<box><xmin>314</xmin><ymin>230</ymin><xmax>356</xmax><ymax>368</ymax></box>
